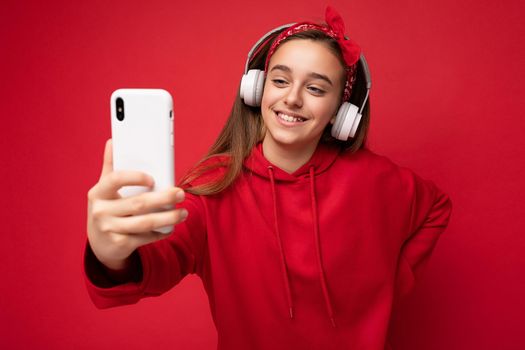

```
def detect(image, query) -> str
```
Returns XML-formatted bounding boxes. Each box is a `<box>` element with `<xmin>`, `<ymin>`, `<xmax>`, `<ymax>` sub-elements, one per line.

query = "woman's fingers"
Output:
<box><xmin>99</xmin><ymin>208</ymin><xmax>189</xmax><ymax>235</ymax></box>
<box><xmin>93</xmin><ymin>187</ymin><xmax>185</xmax><ymax>217</ymax></box>
<box><xmin>109</xmin><ymin>230</ymin><xmax>170</xmax><ymax>252</ymax></box>
<box><xmin>118</xmin><ymin>187</ymin><xmax>184</xmax><ymax>216</ymax></box>
<box><xmin>89</xmin><ymin>170</ymin><xmax>155</xmax><ymax>199</ymax></box>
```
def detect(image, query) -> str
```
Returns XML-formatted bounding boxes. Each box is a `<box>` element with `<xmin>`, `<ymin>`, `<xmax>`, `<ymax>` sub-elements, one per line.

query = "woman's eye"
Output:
<box><xmin>308</xmin><ymin>86</ymin><xmax>325</xmax><ymax>95</ymax></box>
<box><xmin>272</xmin><ymin>79</ymin><xmax>288</xmax><ymax>86</ymax></box>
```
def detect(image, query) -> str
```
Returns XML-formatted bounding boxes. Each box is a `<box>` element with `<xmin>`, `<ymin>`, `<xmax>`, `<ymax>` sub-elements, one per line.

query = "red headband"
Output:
<box><xmin>264</xmin><ymin>6</ymin><xmax>361</xmax><ymax>101</ymax></box>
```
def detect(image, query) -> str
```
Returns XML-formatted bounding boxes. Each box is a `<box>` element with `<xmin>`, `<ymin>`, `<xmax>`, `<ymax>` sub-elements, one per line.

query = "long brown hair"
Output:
<box><xmin>180</xmin><ymin>29</ymin><xmax>371</xmax><ymax>195</ymax></box>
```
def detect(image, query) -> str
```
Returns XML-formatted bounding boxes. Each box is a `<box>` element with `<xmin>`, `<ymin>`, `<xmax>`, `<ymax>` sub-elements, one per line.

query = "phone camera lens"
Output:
<box><xmin>116</xmin><ymin>97</ymin><xmax>125</xmax><ymax>121</ymax></box>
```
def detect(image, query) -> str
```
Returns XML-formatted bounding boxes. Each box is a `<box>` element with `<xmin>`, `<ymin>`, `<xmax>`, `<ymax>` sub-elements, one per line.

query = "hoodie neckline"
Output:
<box><xmin>244</xmin><ymin>142</ymin><xmax>341</xmax><ymax>181</ymax></box>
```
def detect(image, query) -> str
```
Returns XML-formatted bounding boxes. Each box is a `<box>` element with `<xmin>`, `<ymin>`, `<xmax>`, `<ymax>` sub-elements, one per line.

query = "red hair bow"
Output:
<box><xmin>325</xmin><ymin>6</ymin><xmax>361</xmax><ymax>66</ymax></box>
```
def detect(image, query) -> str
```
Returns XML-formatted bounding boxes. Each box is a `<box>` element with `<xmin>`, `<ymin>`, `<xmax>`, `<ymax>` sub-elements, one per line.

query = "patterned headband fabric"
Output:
<box><xmin>264</xmin><ymin>6</ymin><xmax>361</xmax><ymax>101</ymax></box>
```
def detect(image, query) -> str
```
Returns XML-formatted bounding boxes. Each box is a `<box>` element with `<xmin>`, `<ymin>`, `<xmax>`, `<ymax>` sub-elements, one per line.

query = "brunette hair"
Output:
<box><xmin>180</xmin><ymin>29</ymin><xmax>371</xmax><ymax>195</ymax></box>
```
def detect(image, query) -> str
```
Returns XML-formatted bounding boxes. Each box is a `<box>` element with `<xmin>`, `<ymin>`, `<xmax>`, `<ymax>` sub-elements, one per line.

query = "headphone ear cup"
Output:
<box><xmin>240</xmin><ymin>69</ymin><xmax>265</xmax><ymax>106</ymax></box>
<box><xmin>331</xmin><ymin>102</ymin><xmax>362</xmax><ymax>141</ymax></box>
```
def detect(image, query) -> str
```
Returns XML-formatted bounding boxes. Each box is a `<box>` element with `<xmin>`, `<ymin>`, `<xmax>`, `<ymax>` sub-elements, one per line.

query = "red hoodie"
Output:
<box><xmin>84</xmin><ymin>142</ymin><xmax>452</xmax><ymax>349</ymax></box>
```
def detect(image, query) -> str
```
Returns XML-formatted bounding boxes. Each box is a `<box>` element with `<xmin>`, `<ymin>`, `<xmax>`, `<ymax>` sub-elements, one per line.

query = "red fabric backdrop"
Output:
<box><xmin>1</xmin><ymin>0</ymin><xmax>523</xmax><ymax>349</ymax></box>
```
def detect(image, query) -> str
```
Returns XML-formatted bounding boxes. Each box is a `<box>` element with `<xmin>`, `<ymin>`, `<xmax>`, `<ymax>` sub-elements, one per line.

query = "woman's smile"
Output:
<box><xmin>275</xmin><ymin>110</ymin><xmax>307</xmax><ymax>125</ymax></box>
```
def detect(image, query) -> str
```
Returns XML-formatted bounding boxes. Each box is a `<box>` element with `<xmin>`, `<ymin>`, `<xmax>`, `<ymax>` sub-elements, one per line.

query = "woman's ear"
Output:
<box><xmin>330</xmin><ymin>116</ymin><xmax>336</xmax><ymax>125</ymax></box>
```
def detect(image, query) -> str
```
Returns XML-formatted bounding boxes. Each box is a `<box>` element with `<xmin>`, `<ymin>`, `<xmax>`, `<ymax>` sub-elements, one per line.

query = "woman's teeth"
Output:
<box><xmin>278</xmin><ymin>112</ymin><xmax>306</xmax><ymax>123</ymax></box>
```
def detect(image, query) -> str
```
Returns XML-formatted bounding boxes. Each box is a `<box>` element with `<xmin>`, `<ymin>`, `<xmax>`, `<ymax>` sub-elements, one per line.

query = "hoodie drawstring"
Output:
<box><xmin>268</xmin><ymin>166</ymin><xmax>294</xmax><ymax>319</ymax></box>
<box><xmin>267</xmin><ymin>165</ymin><xmax>336</xmax><ymax>328</ymax></box>
<box><xmin>309</xmin><ymin>166</ymin><xmax>337</xmax><ymax>328</ymax></box>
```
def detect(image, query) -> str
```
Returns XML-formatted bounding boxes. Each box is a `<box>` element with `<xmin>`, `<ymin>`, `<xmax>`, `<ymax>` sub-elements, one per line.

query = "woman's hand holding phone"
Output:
<box><xmin>87</xmin><ymin>139</ymin><xmax>188</xmax><ymax>271</ymax></box>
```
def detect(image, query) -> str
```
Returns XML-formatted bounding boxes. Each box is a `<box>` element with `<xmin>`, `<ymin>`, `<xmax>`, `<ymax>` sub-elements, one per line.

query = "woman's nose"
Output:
<box><xmin>284</xmin><ymin>85</ymin><xmax>303</xmax><ymax>108</ymax></box>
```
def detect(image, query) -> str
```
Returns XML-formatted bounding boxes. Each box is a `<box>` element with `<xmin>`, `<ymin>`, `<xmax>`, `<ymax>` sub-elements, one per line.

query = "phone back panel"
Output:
<box><xmin>110</xmin><ymin>89</ymin><xmax>174</xmax><ymax>198</ymax></box>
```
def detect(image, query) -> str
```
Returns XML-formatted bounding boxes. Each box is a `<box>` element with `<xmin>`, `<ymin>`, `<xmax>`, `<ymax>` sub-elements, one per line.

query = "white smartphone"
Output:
<box><xmin>110</xmin><ymin>88</ymin><xmax>175</xmax><ymax>234</ymax></box>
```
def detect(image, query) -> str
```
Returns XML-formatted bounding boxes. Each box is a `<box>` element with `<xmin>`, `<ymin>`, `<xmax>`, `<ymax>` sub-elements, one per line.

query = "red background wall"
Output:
<box><xmin>1</xmin><ymin>0</ymin><xmax>523</xmax><ymax>349</ymax></box>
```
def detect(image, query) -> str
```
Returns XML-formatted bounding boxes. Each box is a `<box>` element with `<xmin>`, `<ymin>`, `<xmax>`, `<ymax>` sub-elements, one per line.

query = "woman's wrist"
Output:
<box><xmin>102</xmin><ymin>251</ymin><xmax>143</xmax><ymax>284</ymax></box>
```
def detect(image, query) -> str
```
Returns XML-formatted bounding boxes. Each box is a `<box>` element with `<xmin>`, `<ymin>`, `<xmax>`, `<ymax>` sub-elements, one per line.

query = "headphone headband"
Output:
<box><xmin>244</xmin><ymin>23</ymin><xmax>295</xmax><ymax>74</ymax></box>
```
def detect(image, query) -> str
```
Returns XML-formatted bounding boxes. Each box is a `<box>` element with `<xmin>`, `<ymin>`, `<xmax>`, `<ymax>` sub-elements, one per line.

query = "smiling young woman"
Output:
<box><xmin>84</xmin><ymin>6</ymin><xmax>452</xmax><ymax>350</ymax></box>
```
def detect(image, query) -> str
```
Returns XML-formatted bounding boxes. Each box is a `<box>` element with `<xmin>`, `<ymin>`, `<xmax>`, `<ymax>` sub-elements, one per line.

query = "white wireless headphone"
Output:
<box><xmin>240</xmin><ymin>24</ymin><xmax>372</xmax><ymax>141</ymax></box>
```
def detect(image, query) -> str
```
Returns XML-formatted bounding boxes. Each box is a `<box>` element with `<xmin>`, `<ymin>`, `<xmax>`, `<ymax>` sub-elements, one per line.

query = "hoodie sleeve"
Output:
<box><xmin>83</xmin><ymin>193</ymin><xmax>207</xmax><ymax>309</ymax></box>
<box><xmin>395</xmin><ymin>172</ymin><xmax>453</xmax><ymax>299</ymax></box>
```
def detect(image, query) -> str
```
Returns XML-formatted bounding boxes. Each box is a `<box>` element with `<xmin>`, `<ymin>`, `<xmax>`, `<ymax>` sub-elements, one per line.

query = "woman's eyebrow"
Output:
<box><xmin>270</xmin><ymin>64</ymin><xmax>333</xmax><ymax>86</ymax></box>
<box><xmin>309</xmin><ymin>72</ymin><xmax>333</xmax><ymax>86</ymax></box>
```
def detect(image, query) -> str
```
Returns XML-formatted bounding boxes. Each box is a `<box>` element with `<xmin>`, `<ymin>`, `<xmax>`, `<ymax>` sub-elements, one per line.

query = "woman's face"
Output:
<box><xmin>261</xmin><ymin>39</ymin><xmax>345</xmax><ymax>151</ymax></box>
